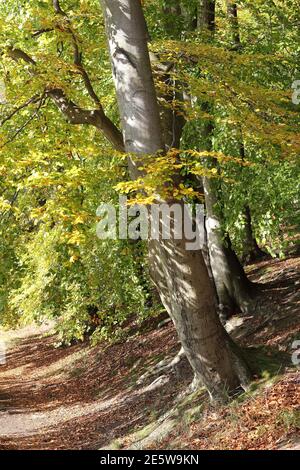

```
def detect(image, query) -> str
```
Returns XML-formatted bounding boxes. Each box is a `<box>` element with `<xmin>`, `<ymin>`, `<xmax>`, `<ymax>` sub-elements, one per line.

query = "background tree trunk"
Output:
<box><xmin>162</xmin><ymin>0</ymin><xmax>182</xmax><ymax>38</ymax></box>
<box><xmin>226</xmin><ymin>1</ymin><xmax>242</xmax><ymax>49</ymax></box>
<box><xmin>198</xmin><ymin>0</ymin><xmax>216</xmax><ymax>31</ymax></box>
<box><xmin>197</xmin><ymin>0</ymin><xmax>257</xmax><ymax>317</ymax></box>
<box><xmin>226</xmin><ymin>5</ymin><xmax>268</xmax><ymax>263</ymax></box>
<box><xmin>243</xmin><ymin>204</ymin><xmax>267</xmax><ymax>264</ymax></box>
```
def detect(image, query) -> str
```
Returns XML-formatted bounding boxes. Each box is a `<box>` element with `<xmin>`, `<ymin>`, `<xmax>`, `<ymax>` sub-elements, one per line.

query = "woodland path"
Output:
<box><xmin>0</xmin><ymin>320</ymin><xmax>184</xmax><ymax>450</ymax></box>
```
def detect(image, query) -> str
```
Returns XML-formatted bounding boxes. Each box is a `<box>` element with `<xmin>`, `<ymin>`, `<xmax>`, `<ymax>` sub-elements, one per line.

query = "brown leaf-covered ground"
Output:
<box><xmin>0</xmin><ymin>256</ymin><xmax>299</xmax><ymax>450</ymax></box>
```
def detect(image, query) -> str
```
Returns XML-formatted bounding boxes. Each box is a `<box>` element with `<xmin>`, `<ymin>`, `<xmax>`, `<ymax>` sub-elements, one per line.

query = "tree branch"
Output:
<box><xmin>52</xmin><ymin>0</ymin><xmax>103</xmax><ymax>108</ymax></box>
<box><xmin>1</xmin><ymin>94</ymin><xmax>46</xmax><ymax>148</ymax></box>
<box><xmin>6</xmin><ymin>47</ymin><xmax>36</xmax><ymax>65</ymax></box>
<box><xmin>4</xmin><ymin>44</ymin><xmax>124</xmax><ymax>151</ymax></box>
<box><xmin>47</xmin><ymin>88</ymin><xmax>124</xmax><ymax>151</ymax></box>
<box><xmin>53</xmin><ymin>0</ymin><xmax>67</xmax><ymax>16</ymax></box>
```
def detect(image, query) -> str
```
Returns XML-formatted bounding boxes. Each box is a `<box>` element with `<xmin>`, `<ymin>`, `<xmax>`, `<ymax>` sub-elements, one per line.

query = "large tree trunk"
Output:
<box><xmin>101</xmin><ymin>0</ymin><xmax>251</xmax><ymax>402</ymax></box>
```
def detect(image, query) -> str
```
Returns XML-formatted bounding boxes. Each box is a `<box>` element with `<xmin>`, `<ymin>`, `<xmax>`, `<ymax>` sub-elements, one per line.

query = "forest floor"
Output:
<box><xmin>0</xmin><ymin>255</ymin><xmax>299</xmax><ymax>450</ymax></box>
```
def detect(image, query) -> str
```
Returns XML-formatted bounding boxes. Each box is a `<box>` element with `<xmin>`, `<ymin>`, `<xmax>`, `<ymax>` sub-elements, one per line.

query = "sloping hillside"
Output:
<box><xmin>0</xmin><ymin>256</ymin><xmax>299</xmax><ymax>450</ymax></box>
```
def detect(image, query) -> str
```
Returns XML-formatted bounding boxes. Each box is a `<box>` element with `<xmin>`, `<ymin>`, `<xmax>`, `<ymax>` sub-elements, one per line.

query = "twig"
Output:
<box><xmin>0</xmin><ymin>94</ymin><xmax>41</xmax><ymax>127</ymax></box>
<box><xmin>32</xmin><ymin>28</ymin><xmax>54</xmax><ymax>38</ymax></box>
<box><xmin>52</xmin><ymin>0</ymin><xmax>102</xmax><ymax>108</ymax></box>
<box><xmin>1</xmin><ymin>94</ymin><xmax>46</xmax><ymax>148</ymax></box>
<box><xmin>0</xmin><ymin>189</ymin><xmax>20</xmax><ymax>223</ymax></box>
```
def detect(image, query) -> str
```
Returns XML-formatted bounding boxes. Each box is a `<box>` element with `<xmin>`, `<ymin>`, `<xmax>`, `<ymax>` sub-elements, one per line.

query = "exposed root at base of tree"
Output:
<box><xmin>137</xmin><ymin>347</ymin><xmax>191</xmax><ymax>387</ymax></box>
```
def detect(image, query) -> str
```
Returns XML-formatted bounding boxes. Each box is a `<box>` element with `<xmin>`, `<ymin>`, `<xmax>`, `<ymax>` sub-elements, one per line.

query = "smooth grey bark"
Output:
<box><xmin>200</xmin><ymin>122</ymin><xmax>257</xmax><ymax>316</ymax></box>
<box><xmin>48</xmin><ymin>88</ymin><xmax>125</xmax><ymax>151</ymax></box>
<box><xmin>101</xmin><ymin>0</ymin><xmax>251</xmax><ymax>402</ymax></box>
<box><xmin>204</xmin><ymin>177</ymin><xmax>256</xmax><ymax>317</ymax></box>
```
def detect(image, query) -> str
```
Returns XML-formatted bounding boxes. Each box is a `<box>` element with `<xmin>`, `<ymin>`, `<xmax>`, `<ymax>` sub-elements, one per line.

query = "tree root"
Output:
<box><xmin>136</xmin><ymin>347</ymin><xmax>190</xmax><ymax>386</ymax></box>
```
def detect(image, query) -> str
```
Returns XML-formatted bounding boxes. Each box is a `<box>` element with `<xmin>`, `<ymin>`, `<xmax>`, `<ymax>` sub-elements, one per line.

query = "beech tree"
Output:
<box><xmin>100</xmin><ymin>0</ymin><xmax>251</xmax><ymax>401</ymax></box>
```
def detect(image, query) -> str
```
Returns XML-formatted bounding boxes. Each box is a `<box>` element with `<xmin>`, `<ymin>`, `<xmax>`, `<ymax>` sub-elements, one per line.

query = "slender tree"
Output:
<box><xmin>198</xmin><ymin>0</ymin><xmax>216</xmax><ymax>31</ymax></box>
<box><xmin>226</xmin><ymin>0</ymin><xmax>241</xmax><ymax>49</ymax></box>
<box><xmin>151</xmin><ymin>0</ymin><xmax>257</xmax><ymax>317</ymax></box>
<box><xmin>226</xmin><ymin>1</ymin><xmax>268</xmax><ymax>263</ymax></box>
<box><xmin>195</xmin><ymin>0</ymin><xmax>258</xmax><ymax>316</ymax></box>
